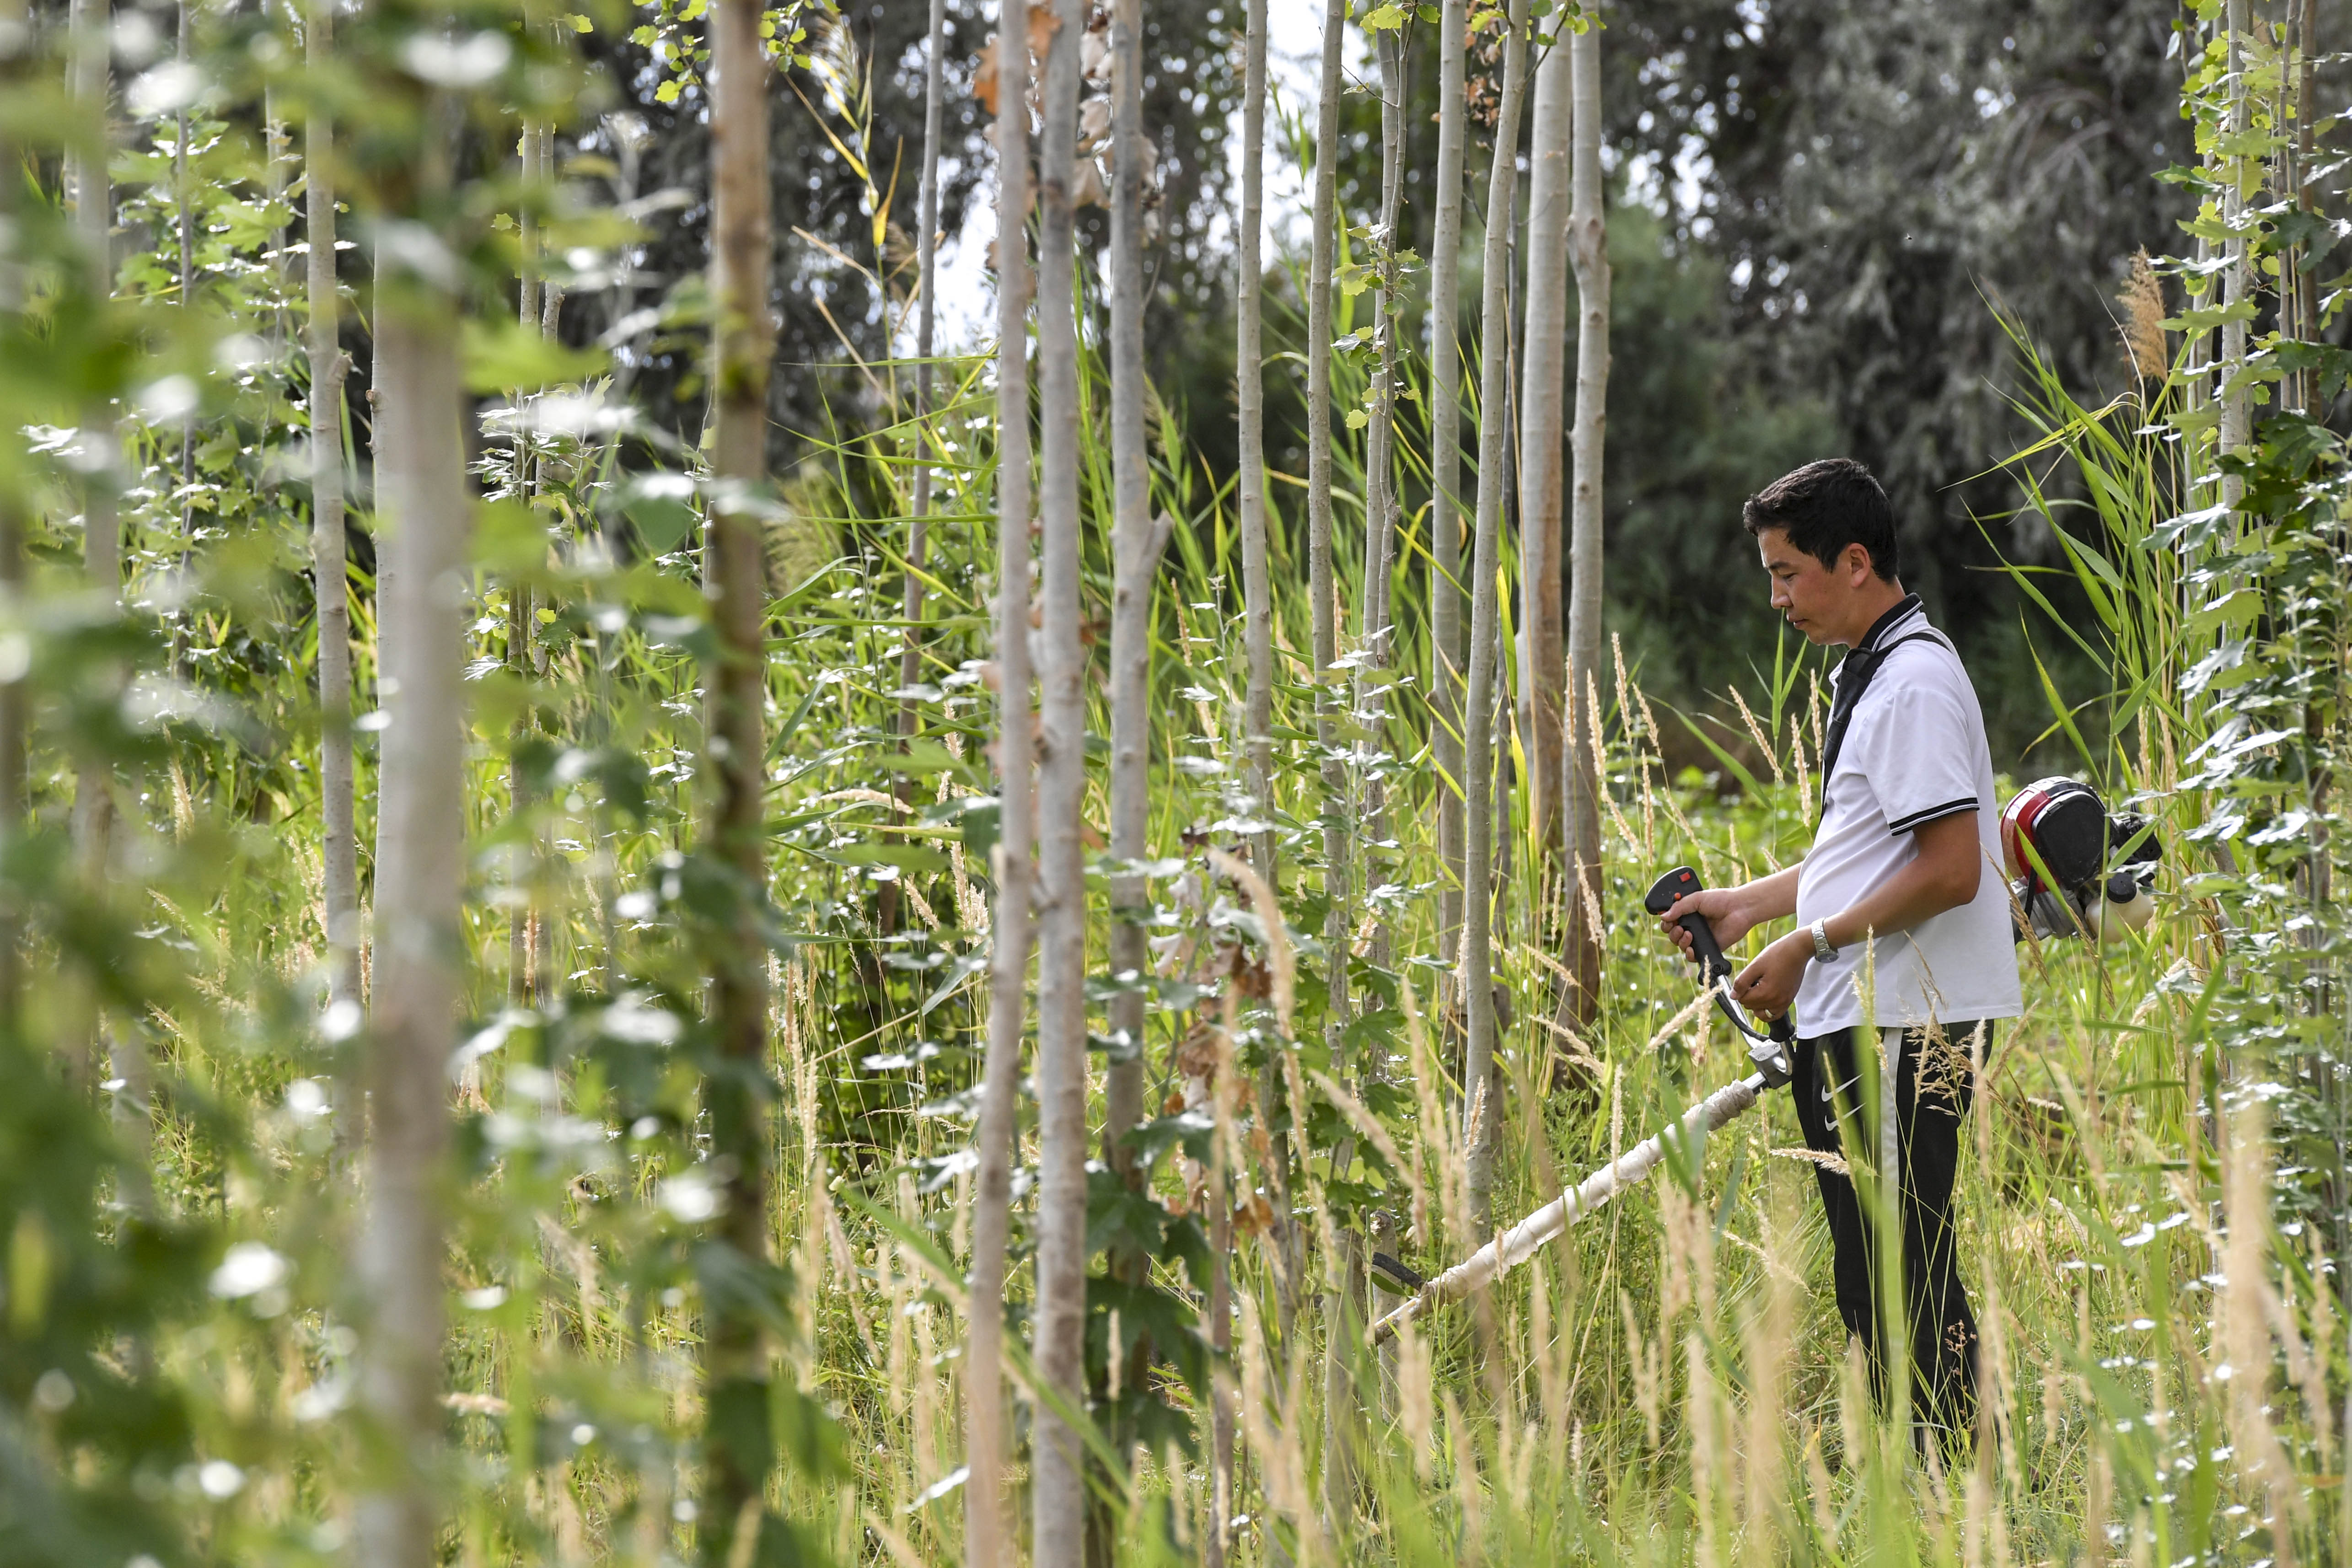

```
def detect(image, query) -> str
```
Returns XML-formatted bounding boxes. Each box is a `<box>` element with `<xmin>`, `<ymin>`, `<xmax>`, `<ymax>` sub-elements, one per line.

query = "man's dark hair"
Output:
<box><xmin>1741</xmin><ymin>458</ymin><xmax>1900</xmax><ymax>581</ymax></box>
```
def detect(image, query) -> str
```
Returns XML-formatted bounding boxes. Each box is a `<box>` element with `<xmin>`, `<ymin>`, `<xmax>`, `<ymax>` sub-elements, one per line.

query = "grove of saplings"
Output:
<box><xmin>0</xmin><ymin>1</ymin><xmax>2344</xmax><ymax>1567</ymax></box>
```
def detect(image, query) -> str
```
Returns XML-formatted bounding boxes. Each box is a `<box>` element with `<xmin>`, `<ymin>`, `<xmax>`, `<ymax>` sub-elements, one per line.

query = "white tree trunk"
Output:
<box><xmin>1222</xmin><ymin>6</ymin><xmax>1268</xmax><ymax>1552</ymax></box>
<box><xmin>1237</xmin><ymin>0</ymin><xmax>1273</xmax><ymax>881</ymax></box>
<box><xmin>1462</xmin><ymin>0</ymin><xmax>1531</xmax><ymax>1235</ymax></box>
<box><xmin>1305</xmin><ymin>0</ymin><xmax>1362</xmax><ymax>1522</ymax></box>
<box><xmin>0</xmin><ymin>97</ymin><xmax>22</xmax><ymax>1013</ymax></box>
<box><xmin>1030</xmin><ymin>2</ymin><xmax>1090</xmax><ymax>1559</ymax></box>
<box><xmin>507</xmin><ymin>117</ymin><xmax>543</xmax><ymax>1004</ymax></box>
<box><xmin>1105</xmin><ymin>0</ymin><xmax>1159</xmax><ymax>1184</ymax></box>
<box><xmin>893</xmin><ymin>0</ymin><xmax>946</xmax><ymax>856</ymax></box>
<box><xmin>1428</xmin><ymin>0</ymin><xmax>1468</xmax><ymax>979</ymax></box>
<box><xmin>1358</xmin><ymin>24</ymin><xmax>1405</xmax><ymax>898</ymax></box>
<box><xmin>307</xmin><ymin>0</ymin><xmax>358</xmax><ymax>1010</ymax></box>
<box><xmin>2219</xmin><ymin>0</ymin><xmax>2249</xmax><ymax>510</ymax></box>
<box><xmin>67</xmin><ymin>0</ymin><xmax>117</xmax><ymax>1100</ymax></box>
<box><xmin>1561</xmin><ymin>19</ymin><xmax>1611</xmax><ymax>1031</ymax></box>
<box><xmin>1306</xmin><ymin>0</ymin><xmax>1349</xmax><ymax>1039</ymax></box>
<box><xmin>1518</xmin><ymin>30</ymin><xmax>1571</xmax><ymax>881</ymax></box>
<box><xmin>1363</xmin><ymin>26</ymin><xmax>1404</xmax><ymax>679</ymax></box>
<box><xmin>965</xmin><ymin>11</ymin><xmax>1032</xmax><ymax>1566</ymax></box>
<box><xmin>697</xmin><ymin>0</ymin><xmax>777</xmax><ymax>1558</ymax></box>
<box><xmin>355</xmin><ymin>257</ymin><xmax>468</xmax><ymax>1568</ymax></box>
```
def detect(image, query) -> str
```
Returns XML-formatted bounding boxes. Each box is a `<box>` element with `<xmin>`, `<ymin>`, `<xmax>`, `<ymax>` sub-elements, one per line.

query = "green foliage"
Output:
<box><xmin>0</xmin><ymin>1</ymin><xmax>2343</xmax><ymax>1566</ymax></box>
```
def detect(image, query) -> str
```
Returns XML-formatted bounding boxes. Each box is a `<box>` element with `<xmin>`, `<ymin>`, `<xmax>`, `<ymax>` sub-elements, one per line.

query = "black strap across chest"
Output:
<box><xmin>1818</xmin><ymin>628</ymin><xmax>1951</xmax><ymax>818</ymax></box>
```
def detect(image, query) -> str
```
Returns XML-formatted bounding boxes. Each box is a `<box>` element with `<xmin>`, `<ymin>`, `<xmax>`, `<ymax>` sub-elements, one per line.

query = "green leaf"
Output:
<box><xmin>618</xmin><ymin>472</ymin><xmax>700</xmax><ymax>556</ymax></box>
<box><xmin>883</xmin><ymin>739</ymin><xmax>981</xmax><ymax>784</ymax></box>
<box><xmin>824</xmin><ymin>843</ymin><xmax>952</xmax><ymax>876</ymax></box>
<box><xmin>462</xmin><ymin>315</ymin><xmax>608</xmax><ymax>393</ymax></box>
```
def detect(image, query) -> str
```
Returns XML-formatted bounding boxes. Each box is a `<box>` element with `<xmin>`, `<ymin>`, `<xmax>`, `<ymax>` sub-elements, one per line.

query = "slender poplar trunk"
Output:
<box><xmin>174</xmin><ymin>0</ymin><xmax>194</xmax><ymax>669</ymax></box>
<box><xmin>1428</xmin><ymin>0</ymin><xmax>1468</xmax><ymax>981</ymax></box>
<box><xmin>1358</xmin><ymin>23</ymin><xmax>1404</xmax><ymax>930</ymax></box>
<box><xmin>1517</xmin><ymin>32</ymin><xmax>1569</xmax><ymax>886</ymax></box>
<box><xmin>1353</xmin><ymin>7</ymin><xmax>1412</xmax><ymax>1440</ymax></box>
<box><xmin>1105</xmin><ymin>0</ymin><xmax>1156</xmax><ymax>1187</ymax></box>
<box><xmin>69</xmin><ymin>0</ymin><xmax>150</xmax><ymax>1202</ymax></box>
<box><xmin>2219</xmin><ymin>0</ymin><xmax>2249</xmax><ymax>510</ymax></box>
<box><xmin>265</xmin><ymin>81</ymin><xmax>288</xmax><ymax>341</ymax></box>
<box><xmin>0</xmin><ymin>38</ymin><xmax>21</xmax><ymax>1024</ymax></box>
<box><xmin>67</xmin><ymin>0</ymin><xmax>116</xmax><ymax>1083</ymax></box>
<box><xmin>891</xmin><ymin>0</ymin><xmax>946</xmax><ymax>920</ymax></box>
<box><xmin>1236</xmin><ymin>0</ymin><xmax>1300</xmax><ymax>1378</ymax></box>
<box><xmin>1305</xmin><ymin>0</ymin><xmax>1366</xmax><ymax>1524</ymax></box>
<box><xmin>366</xmin><ymin>242</ymin><xmax>399</xmax><ymax>997</ymax></box>
<box><xmin>1094</xmin><ymin>7</ymin><xmax>1162</xmax><ymax>1552</ymax></box>
<box><xmin>354</xmin><ymin>140</ymin><xmax>469</xmax><ymax>1568</ymax></box>
<box><xmin>964</xmin><ymin>11</ymin><xmax>1032</xmax><ymax>1566</ymax></box>
<box><xmin>308</xmin><ymin>0</ymin><xmax>359</xmax><ymax>1010</ymax></box>
<box><xmin>696</xmin><ymin>0</ymin><xmax>777</xmax><ymax>1559</ymax></box>
<box><xmin>0</xmin><ymin>484</ymin><xmax>18</xmax><ymax>1023</ymax></box>
<box><xmin>518</xmin><ymin>120</ymin><xmax>541</xmax><ymax>329</ymax></box>
<box><xmin>528</xmin><ymin>126</ymin><xmax>555</xmax><ymax>993</ymax></box>
<box><xmin>1463</xmin><ymin>0</ymin><xmax>1531</xmax><ymax>1235</ymax></box>
<box><xmin>1305</xmin><ymin>0</ymin><xmax>1348</xmax><ymax>1042</ymax></box>
<box><xmin>1559</xmin><ymin>19</ymin><xmax>1610</xmax><ymax>1034</ymax></box>
<box><xmin>508</xmin><ymin>118</ymin><xmax>542</xmax><ymax>1005</ymax></box>
<box><xmin>1237</xmin><ymin>0</ymin><xmax>1273</xmax><ymax>881</ymax></box>
<box><xmin>1206</xmin><ymin>1025</ymin><xmax>1236</xmax><ymax>1568</ymax></box>
<box><xmin>2294</xmin><ymin>0</ymin><xmax>2317</xmax><ymax>413</ymax></box>
<box><xmin>535</xmin><ymin>120</ymin><xmax>561</xmax><ymax>339</ymax></box>
<box><xmin>1030</xmin><ymin>3</ymin><xmax>1090</xmax><ymax>1559</ymax></box>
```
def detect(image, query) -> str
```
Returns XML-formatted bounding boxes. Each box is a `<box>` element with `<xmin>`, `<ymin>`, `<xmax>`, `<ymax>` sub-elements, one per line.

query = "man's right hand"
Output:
<box><xmin>1656</xmin><ymin>886</ymin><xmax>1758</xmax><ymax>965</ymax></box>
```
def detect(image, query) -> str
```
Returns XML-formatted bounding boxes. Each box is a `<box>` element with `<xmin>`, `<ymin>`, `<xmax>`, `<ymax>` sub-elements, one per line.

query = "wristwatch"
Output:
<box><xmin>1809</xmin><ymin>919</ymin><xmax>1838</xmax><ymax>962</ymax></box>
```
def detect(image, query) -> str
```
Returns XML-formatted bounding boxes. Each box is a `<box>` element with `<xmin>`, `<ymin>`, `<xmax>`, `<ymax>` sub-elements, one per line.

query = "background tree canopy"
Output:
<box><xmin>603</xmin><ymin>0</ymin><xmax>2190</xmax><ymax>761</ymax></box>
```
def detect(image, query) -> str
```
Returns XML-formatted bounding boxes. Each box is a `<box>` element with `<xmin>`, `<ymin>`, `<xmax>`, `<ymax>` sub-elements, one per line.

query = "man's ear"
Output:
<box><xmin>1845</xmin><ymin>543</ymin><xmax>1874</xmax><ymax>585</ymax></box>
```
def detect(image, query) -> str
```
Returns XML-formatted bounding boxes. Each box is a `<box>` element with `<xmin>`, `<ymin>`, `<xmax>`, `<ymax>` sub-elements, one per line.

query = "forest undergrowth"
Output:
<box><xmin>1</xmin><ymin>1</ymin><xmax>2347</xmax><ymax>1566</ymax></box>
<box><xmin>43</xmin><ymin>349</ymin><xmax>2352</xmax><ymax>1565</ymax></box>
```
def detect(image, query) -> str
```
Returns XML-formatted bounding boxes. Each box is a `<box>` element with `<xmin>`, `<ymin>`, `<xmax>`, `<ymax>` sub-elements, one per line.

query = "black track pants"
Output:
<box><xmin>1791</xmin><ymin>1021</ymin><xmax>1987</xmax><ymax>1445</ymax></box>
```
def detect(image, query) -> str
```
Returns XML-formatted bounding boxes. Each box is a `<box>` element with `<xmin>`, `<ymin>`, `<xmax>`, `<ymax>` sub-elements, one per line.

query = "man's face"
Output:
<box><xmin>1757</xmin><ymin>527</ymin><xmax>1872</xmax><ymax>647</ymax></box>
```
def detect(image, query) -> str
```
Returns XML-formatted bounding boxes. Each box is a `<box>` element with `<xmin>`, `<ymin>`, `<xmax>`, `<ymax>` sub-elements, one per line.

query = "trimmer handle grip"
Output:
<box><xmin>1645</xmin><ymin>866</ymin><xmax>1731</xmax><ymax>985</ymax></box>
<box><xmin>1646</xmin><ymin>865</ymin><xmax>1797</xmax><ymax>1083</ymax></box>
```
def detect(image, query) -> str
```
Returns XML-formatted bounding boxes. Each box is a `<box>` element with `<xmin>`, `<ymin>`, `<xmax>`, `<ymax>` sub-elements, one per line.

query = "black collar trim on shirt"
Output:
<box><xmin>1856</xmin><ymin>592</ymin><xmax>1924</xmax><ymax>654</ymax></box>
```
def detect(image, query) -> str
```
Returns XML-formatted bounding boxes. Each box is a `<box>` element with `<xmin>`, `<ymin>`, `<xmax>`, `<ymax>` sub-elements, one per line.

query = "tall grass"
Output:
<box><xmin>40</xmin><ymin>38</ymin><xmax>2344</xmax><ymax>1568</ymax></box>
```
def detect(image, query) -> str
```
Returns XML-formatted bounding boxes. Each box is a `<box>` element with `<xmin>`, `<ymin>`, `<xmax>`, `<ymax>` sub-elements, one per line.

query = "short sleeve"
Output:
<box><xmin>1847</xmin><ymin>672</ymin><xmax>1983</xmax><ymax>836</ymax></box>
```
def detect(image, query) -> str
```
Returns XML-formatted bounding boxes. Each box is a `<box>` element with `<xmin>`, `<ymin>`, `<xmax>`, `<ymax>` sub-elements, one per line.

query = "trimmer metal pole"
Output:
<box><xmin>1369</xmin><ymin>1069</ymin><xmax>1767</xmax><ymax>1344</ymax></box>
<box><xmin>1368</xmin><ymin>867</ymin><xmax>1794</xmax><ymax>1347</ymax></box>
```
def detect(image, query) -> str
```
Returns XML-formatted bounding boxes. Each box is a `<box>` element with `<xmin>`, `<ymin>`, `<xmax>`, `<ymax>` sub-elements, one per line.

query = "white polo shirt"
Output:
<box><xmin>1794</xmin><ymin>599</ymin><xmax>2023</xmax><ymax>1033</ymax></box>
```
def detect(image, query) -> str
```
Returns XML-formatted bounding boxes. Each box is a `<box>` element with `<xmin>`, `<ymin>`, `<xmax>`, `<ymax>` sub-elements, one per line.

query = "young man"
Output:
<box><xmin>1656</xmin><ymin>458</ymin><xmax>2021</xmax><ymax>1448</ymax></box>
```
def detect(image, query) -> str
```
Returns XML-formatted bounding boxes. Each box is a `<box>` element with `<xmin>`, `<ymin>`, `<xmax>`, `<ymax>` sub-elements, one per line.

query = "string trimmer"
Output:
<box><xmin>1367</xmin><ymin>866</ymin><xmax>1793</xmax><ymax>1347</ymax></box>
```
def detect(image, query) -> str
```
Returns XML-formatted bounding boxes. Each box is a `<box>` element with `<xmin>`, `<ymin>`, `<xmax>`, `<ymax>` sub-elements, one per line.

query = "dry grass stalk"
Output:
<box><xmin>1788</xmin><ymin>712</ymin><xmax>1813</xmax><ymax>819</ymax></box>
<box><xmin>1769</xmin><ymin>1144</ymin><xmax>1850</xmax><ymax>1177</ymax></box>
<box><xmin>1730</xmin><ymin>685</ymin><xmax>1783</xmax><ymax>784</ymax></box>
<box><xmin>1401</xmin><ymin>981</ymin><xmax>1471</xmax><ymax>1251</ymax></box>
<box><xmin>1396</xmin><ymin>1313</ymin><xmax>1435</xmax><ymax>1480</ymax></box>
<box><xmin>1686</xmin><ymin>1331</ymin><xmax>1731</xmax><ymax>1568</ymax></box>
<box><xmin>1622</xmin><ymin>1290</ymin><xmax>1663</xmax><ymax>1448</ymax></box>
<box><xmin>2118</xmin><ymin>248</ymin><xmax>2169</xmax><ymax>386</ymax></box>
<box><xmin>2217</xmin><ymin>1100</ymin><xmax>2306</xmax><ymax>1560</ymax></box>
<box><xmin>1736</xmin><ymin>1211</ymin><xmax>1796</xmax><ymax>1555</ymax></box>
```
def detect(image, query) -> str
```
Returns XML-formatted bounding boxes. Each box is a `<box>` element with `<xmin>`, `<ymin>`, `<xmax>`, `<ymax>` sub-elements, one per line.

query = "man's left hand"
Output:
<box><xmin>1732</xmin><ymin>931</ymin><xmax>1810</xmax><ymax>1020</ymax></box>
